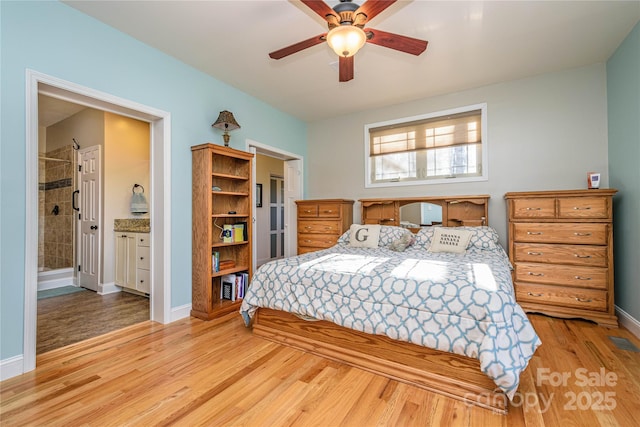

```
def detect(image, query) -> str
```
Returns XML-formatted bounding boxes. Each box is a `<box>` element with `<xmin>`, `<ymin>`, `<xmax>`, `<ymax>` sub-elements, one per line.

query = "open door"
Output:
<box><xmin>77</xmin><ymin>145</ymin><xmax>102</xmax><ymax>291</ymax></box>
<box><xmin>283</xmin><ymin>159</ymin><xmax>301</xmax><ymax>258</ymax></box>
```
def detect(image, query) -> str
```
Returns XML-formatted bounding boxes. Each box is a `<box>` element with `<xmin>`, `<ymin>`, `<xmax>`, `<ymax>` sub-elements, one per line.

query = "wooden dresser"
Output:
<box><xmin>296</xmin><ymin>199</ymin><xmax>354</xmax><ymax>254</ymax></box>
<box><xmin>505</xmin><ymin>189</ymin><xmax>617</xmax><ymax>327</ymax></box>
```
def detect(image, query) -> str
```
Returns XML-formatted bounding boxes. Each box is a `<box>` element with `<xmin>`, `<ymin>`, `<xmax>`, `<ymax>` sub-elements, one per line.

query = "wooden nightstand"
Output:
<box><xmin>295</xmin><ymin>199</ymin><xmax>354</xmax><ymax>254</ymax></box>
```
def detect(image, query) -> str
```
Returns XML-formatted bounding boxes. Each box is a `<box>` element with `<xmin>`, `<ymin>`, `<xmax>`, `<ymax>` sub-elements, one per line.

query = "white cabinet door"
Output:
<box><xmin>114</xmin><ymin>233</ymin><xmax>136</xmax><ymax>289</ymax></box>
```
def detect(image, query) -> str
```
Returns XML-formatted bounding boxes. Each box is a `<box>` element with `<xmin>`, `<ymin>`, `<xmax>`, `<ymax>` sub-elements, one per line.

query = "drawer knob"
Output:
<box><xmin>573</xmin><ymin>206</ymin><xmax>592</xmax><ymax>210</ymax></box>
<box><xmin>527</xmin><ymin>272</ymin><xmax>544</xmax><ymax>277</ymax></box>
<box><xmin>304</xmin><ymin>210</ymin><xmax>313</xmax><ymax>213</ymax></box>
<box><xmin>324</xmin><ymin>226</ymin><xmax>333</xmax><ymax>230</ymax></box>
<box><xmin>575</xmin><ymin>297</ymin><xmax>592</xmax><ymax>303</ymax></box>
<box><xmin>574</xmin><ymin>254</ymin><xmax>592</xmax><ymax>259</ymax></box>
<box><xmin>527</xmin><ymin>231</ymin><xmax>543</xmax><ymax>235</ymax></box>
<box><xmin>527</xmin><ymin>292</ymin><xmax>544</xmax><ymax>297</ymax></box>
<box><xmin>304</xmin><ymin>226</ymin><xmax>312</xmax><ymax>229</ymax></box>
<box><xmin>527</xmin><ymin>251</ymin><xmax>543</xmax><ymax>256</ymax></box>
<box><xmin>323</xmin><ymin>210</ymin><xmax>334</xmax><ymax>213</ymax></box>
<box><xmin>525</xmin><ymin>207</ymin><xmax>542</xmax><ymax>211</ymax></box>
<box><xmin>304</xmin><ymin>240</ymin><xmax>312</xmax><ymax>243</ymax></box>
<box><xmin>574</xmin><ymin>232</ymin><xmax>592</xmax><ymax>236</ymax></box>
<box><xmin>575</xmin><ymin>276</ymin><xmax>592</xmax><ymax>280</ymax></box>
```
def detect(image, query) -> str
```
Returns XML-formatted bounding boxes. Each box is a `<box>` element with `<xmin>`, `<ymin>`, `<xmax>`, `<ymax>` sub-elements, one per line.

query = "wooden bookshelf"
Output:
<box><xmin>191</xmin><ymin>143</ymin><xmax>254</xmax><ymax>320</ymax></box>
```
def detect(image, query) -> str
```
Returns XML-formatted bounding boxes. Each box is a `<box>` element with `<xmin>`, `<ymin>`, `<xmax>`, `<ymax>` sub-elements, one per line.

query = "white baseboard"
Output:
<box><xmin>0</xmin><ymin>354</ymin><xmax>24</xmax><ymax>381</ymax></box>
<box><xmin>616</xmin><ymin>305</ymin><xmax>640</xmax><ymax>339</ymax></box>
<box><xmin>98</xmin><ymin>282</ymin><xmax>122</xmax><ymax>295</ymax></box>
<box><xmin>37</xmin><ymin>267</ymin><xmax>74</xmax><ymax>291</ymax></box>
<box><xmin>171</xmin><ymin>303</ymin><xmax>191</xmax><ymax>323</ymax></box>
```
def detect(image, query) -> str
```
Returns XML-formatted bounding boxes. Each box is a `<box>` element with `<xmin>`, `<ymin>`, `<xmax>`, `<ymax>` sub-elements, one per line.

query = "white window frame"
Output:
<box><xmin>364</xmin><ymin>103</ymin><xmax>488</xmax><ymax>188</ymax></box>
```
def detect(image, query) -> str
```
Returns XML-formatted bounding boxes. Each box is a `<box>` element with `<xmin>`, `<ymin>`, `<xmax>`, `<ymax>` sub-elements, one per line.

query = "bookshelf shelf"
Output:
<box><xmin>191</xmin><ymin>143</ymin><xmax>254</xmax><ymax>321</ymax></box>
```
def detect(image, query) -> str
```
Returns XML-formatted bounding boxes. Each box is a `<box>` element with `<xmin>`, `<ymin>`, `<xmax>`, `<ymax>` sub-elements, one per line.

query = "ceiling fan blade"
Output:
<box><xmin>365</xmin><ymin>28</ymin><xmax>428</xmax><ymax>56</ymax></box>
<box><xmin>300</xmin><ymin>0</ymin><xmax>338</xmax><ymax>20</ymax></box>
<box><xmin>269</xmin><ymin>34</ymin><xmax>327</xmax><ymax>60</ymax></box>
<box><xmin>339</xmin><ymin>56</ymin><xmax>354</xmax><ymax>82</ymax></box>
<box><xmin>355</xmin><ymin>0</ymin><xmax>397</xmax><ymax>22</ymax></box>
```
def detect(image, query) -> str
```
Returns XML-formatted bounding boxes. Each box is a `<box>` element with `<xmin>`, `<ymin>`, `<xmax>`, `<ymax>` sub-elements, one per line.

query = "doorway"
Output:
<box><xmin>247</xmin><ymin>140</ymin><xmax>303</xmax><ymax>273</ymax></box>
<box><xmin>24</xmin><ymin>70</ymin><xmax>172</xmax><ymax>373</ymax></box>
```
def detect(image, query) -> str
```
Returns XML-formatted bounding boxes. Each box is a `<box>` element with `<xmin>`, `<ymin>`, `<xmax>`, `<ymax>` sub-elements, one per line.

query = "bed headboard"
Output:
<box><xmin>359</xmin><ymin>195</ymin><xmax>490</xmax><ymax>230</ymax></box>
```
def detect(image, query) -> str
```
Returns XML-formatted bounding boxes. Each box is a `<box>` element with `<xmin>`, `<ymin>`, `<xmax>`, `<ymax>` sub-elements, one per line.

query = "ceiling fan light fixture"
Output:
<box><xmin>326</xmin><ymin>25</ymin><xmax>366</xmax><ymax>57</ymax></box>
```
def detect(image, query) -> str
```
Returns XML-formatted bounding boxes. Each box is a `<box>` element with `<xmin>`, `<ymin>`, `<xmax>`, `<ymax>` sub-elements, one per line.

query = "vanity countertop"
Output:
<box><xmin>114</xmin><ymin>218</ymin><xmax>150</xmax><ymax>233</ymax></box>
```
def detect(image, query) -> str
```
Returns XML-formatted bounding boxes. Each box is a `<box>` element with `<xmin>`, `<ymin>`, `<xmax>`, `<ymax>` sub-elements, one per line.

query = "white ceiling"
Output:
<box><xmin>58</xmin><ymin>0</ymin><xmax>639</xmax><ymax>123</ymax></box>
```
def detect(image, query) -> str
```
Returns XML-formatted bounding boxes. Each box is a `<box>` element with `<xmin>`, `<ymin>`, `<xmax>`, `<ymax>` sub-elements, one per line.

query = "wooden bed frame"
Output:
<box><xmin>251</xmin><ymin>195</ymin><xmax>509</xmax><ymax>414</ymax></box>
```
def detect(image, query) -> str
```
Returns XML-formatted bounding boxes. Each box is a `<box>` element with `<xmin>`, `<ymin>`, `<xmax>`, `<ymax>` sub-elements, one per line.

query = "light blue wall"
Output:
<box><xmin>607</xmin><ymin>22</ymin><xmax>640</xmax><ymax>321</ymax></box>
<box><xmin>0</xmin><ymin>1</ymin><xmax>307</xmax><ymax>360</ymax></box>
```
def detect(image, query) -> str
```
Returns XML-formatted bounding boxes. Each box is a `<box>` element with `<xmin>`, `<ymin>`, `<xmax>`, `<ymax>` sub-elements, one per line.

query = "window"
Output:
<box><xmin>365</xmin><ymin>104</ymin><xmax>487</xmax><ymax>187</ymax></box>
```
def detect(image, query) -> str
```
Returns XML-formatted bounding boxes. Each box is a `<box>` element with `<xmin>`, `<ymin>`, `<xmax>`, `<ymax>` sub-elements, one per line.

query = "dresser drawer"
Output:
<box><xmin>515</xmin><ymin>283</ymin><xmax>607</xmax><ymax>311</ymax></box>
<box><xmin>513</xmin><ymin>243</ymin><xmax>608</xmax><ymax>267</ymax></box>
<box><xmin>558</xmin><ymin>197</ymin><xmax>609</xmax><ymax>219</ymax></box>
<box><xmin>513</xmin><ymin>223</ymin><xmax>607</xmax><ymax>245</ymax></box>
<box><xmin>298</xmin><ymin>204</ymin><xmax>319</xmax><ymax>218</ymax></box>
<box><xmin>317</xmin><ymin>203</ymin><xmax>341</xmax><ymax>218</ymax></box>
<box><xmin>511</xmin><ymin>198</ymin><xmax>556</xmax><ymax>219</ymax></box>
<box><xmin>514</xmin><ymin>263</ymin><xmax>607</xmax><ymax>289</ymax></box>
<box><xmin>298</xmin><ymin>234</ymin><xmax>338</xmax><ymax>249</ymax></box>
<box><xmin>299</xmin><ymin>220</ymin><xmax>342</xmax><ymax>235</ymax></box>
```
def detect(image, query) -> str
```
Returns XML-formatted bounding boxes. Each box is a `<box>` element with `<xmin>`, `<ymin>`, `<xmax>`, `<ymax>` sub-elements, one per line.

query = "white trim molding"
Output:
<box><xmin>616</xmin><ymin>305</ymin><xmax>640</xmax><ymax>339</ymax></box>
<box><xmin>0</xmin><ymin>355</ymin><xmax>24</xmax><ymax>382</ymax></box>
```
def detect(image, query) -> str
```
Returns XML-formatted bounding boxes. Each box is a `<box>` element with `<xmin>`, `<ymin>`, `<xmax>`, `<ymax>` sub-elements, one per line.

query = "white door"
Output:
<box><xmin>283</xmin><ymin>159</ymin><xmax>302</xmax><ymax>257</ymax></box>
<box><xmin>269</xmin><ymin>176</ymin><xmax>285</xmax><ymax>260</ymax></box>
<box><xmin>77</xmin><ymin>145</ymin><xmax>102</xmax><ymax>291</ymax></box>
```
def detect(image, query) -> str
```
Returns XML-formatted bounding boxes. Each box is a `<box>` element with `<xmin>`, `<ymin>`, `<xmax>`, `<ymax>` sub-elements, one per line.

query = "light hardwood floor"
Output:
<box><xmin>1</xmin><ymin>313</ymin><xmax>638</xmax><ymax>426</ymax></box>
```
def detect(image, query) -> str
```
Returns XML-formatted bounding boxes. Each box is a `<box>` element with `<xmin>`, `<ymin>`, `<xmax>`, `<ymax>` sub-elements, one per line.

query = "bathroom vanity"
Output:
<box><xmin>114</xmin><ymin>219</ymin><xmax>150</xmax><ymax>295</ymax></box>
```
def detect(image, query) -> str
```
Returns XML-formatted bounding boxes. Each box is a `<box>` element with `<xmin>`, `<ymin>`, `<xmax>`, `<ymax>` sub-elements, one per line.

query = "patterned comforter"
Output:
<box><xmin>240</xmin><ymin>240</ymin><xmax>540</xmax><ymax>399</ymax></box>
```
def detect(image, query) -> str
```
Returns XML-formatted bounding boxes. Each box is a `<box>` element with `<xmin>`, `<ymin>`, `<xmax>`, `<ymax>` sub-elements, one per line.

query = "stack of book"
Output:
<box><xmin>212</xmin><ymin>252</ymin><xmax>236</xmax><ymax>273</ymax></box>
<box><xmin>220</xmin><ymin>272</ymin><xmax>249</xmax><ymax>301</ymax></box>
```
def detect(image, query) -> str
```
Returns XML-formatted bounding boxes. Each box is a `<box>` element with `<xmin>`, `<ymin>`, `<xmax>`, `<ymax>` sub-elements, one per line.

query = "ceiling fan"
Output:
<box><xmin>269</xmin><ymin>0</ymin><xmax>428</xmax><ymax>82</ymax></box>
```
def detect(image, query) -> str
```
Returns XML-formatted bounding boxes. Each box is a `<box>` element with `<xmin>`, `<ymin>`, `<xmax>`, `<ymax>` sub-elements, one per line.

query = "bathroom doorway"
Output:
<box><xmin>24</xmin><ymin>70</ymin><xmax>172</xmax><ymax>373</ymax></box>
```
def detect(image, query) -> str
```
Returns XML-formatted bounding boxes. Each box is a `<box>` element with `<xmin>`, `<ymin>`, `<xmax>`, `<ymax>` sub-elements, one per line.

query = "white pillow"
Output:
<box><xmin>429</xmin><ymin>227</ymin><xmax>472</xmax><ymax>253</ymax></box>
<box><xmin>348</xmin><ymin>224</ymin><xmax>381</xmax><ymax>248</ymax></box>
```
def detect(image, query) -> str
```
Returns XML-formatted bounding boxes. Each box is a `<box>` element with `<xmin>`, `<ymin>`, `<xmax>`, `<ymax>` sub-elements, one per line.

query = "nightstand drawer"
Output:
<box><xmin>513</xmin><ymin>223</ymin><xmax>607</xmax><ymax>245</ymax></box>
<box><xmin>514</xmin><ymin>263</ymin><xmax>607</xmax><ymax>289</ymax></box>
<box><xmin>511</xmin><ymin>198</ymin><xmax>556</xmax><ymax>219</ymax></box>
<box><xmin>558</xmin><ymin>197</ymin><xmax>609</xmax><ymax>219</ymax></box>
<box><xmin>513</xmin><ymin>243</ymin><xmax>608</xmax><ymax>267</ymax></box>
<box><xmin>298</xmin><ymin>220</ymin><xmax>341</xmax><ymax>234</ymax></box>
<box><xmin>515</xmin><ymin>283</ymin><xmax>607</xmax><ymax>311</ymax></box>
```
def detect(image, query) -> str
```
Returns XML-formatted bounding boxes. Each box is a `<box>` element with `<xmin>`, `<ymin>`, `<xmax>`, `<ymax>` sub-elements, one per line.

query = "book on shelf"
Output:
<box><xmin>235</xmin><ymin>221</ymin><xmax>248</xmax><ymax>241</ymax></box>
<box><xmin>220</xmin><ymin>272</ymin><xmax>249</xmax><ymax>301</ymax></box>
<box><xmin>221</xmin><ymin>274</ymin><xmax>236</xmax><ymax>301</ymax></box>
<box><xmin>218</xmin><ymin>259</ymin><xmax>236</xmax><ymax>271</ymax></box>
<box><xmin>233</xmin><ymin>223</ymin><xmax>245</xmax><ymax>242</ymax></box>
<box><xmin>212</xmin><ymin>251</ymin><xmax>220</xmax><ymax>272</ymax></box>
<box><xmin>222</xmin><ymin>224</ymin><xmax>233</xmax><ymax>243</ymax></box>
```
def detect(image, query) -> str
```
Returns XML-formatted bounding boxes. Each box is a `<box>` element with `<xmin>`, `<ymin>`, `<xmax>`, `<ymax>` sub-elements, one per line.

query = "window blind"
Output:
<box><xmin>370</xmin><ymin>109</ymin><xmax>482</xmax><ymax>156</ymax></box>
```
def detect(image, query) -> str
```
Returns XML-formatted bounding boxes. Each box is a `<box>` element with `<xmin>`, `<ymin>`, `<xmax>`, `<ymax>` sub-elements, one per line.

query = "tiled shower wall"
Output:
<box><xmin>38</xmin><ymin>145</ymin><xmax>74</xmax><ymax>270</ymax></box>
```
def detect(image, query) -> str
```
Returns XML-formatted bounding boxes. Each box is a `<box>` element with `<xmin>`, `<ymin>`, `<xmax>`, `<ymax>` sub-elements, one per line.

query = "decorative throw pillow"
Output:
<box><xmin>377</xmin><ymin>225</ymin><xmax>414</xmax><ymax>247</ymax></box>
<box><xmin>389</xmin><ymin>231</ymin><xmax>415</xmax><ymax>252</ymax></box>
<box><xmin>348</xmin><ymin>224</ymin><xmax>381</xmax><ymax>248</ymax></box>
<box><xmin>429</xmin><ymin>227</ymin><xmax>473</xmax><ymax>253</ymax></box>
